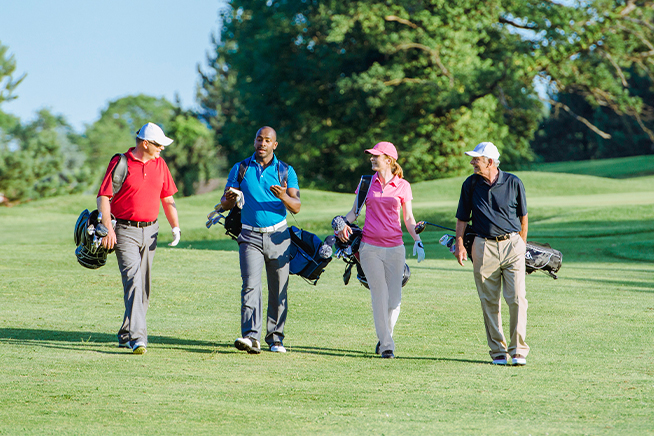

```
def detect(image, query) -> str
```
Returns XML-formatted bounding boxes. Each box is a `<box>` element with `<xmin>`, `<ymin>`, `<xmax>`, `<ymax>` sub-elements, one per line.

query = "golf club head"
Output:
<box><xmin>415</xmin><ymin>221</ymin><xmax>426</xmax><ymax>234</ymax></box>
<box><xmin>95</xmin><ymin>223</ymin><xmax>109</xmax><ymax>238</ymax></box>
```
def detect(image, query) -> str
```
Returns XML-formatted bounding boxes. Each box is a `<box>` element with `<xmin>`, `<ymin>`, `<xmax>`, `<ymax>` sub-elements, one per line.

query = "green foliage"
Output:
<box><xmin>82</xmin><ymin>95</ymin><xmax>222</xmax><ymax>196</ymax></box>
<box><xmin>0</xmin><ymin>109</ymin><xmax>90</xmax><ymax>202</ymax></box>
<box><xmin>199</xmin><ymin>0</ymin><xmax>654</xmax><ymax>191</ymax></box>
<box><xmin>529</xmin><ymin>1</ymin><xmax>654</xmax><ymax>159</ymax></box>
<box><xmin>81</xmin><ymin>94</ymin><xmax>176</xmax><ymax>175</ymax></box>
<box><xmin>533</xmin><ymin>70</ymin><xmax>654</xmax><ymax>162</ymax></box>
<box><xmin>164</xmin><ymin>113</ymin><xmax>221</xmax><ymax>197</ymax></box>
<box><xmin>0</xmin><ymin>40</ymin><xmax>26</xmax><ymax>105</ymax></box>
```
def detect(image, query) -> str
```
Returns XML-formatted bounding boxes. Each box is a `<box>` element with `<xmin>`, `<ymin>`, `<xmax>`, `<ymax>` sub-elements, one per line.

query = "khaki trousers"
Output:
<box><xmin>359</xmin><ymin>242</ymin><xmax>405</xmax><ymax>354</ymax></box>
<box><xmin>472</xmin><ymin>233</ymin><xmax>529</xmax><ymax>359</ymax></box>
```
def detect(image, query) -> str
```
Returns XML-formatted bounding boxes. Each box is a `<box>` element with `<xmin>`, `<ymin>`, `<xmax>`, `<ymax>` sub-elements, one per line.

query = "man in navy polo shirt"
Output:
<box><xmin>220</xmin><ymin>126</ymin><xmax>301</xmax><ymax>354</ymax></box>
<box><xmin>454</xmin><ymin>142</ymin><xmax>529</xmax><ymax>366</ymax></box>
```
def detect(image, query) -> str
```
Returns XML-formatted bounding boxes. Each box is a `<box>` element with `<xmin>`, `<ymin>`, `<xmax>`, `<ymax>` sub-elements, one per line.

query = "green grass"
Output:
<box><xmin>530</xmin><ymin>154</ymin><xmax>654</xmax><ymax>178</ymax></box>
<box><xmin>1</xmin><ymin>172</ymin><xmax>653</xmax><ymax>435</ymax></box>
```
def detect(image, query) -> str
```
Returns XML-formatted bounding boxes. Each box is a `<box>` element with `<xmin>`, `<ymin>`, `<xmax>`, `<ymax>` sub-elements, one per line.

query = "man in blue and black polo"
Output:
<box><xmin>220</xmin><ymin>126</ymin><xmax>301</xmax><ymax>354</ymax></box>
<box><xmin>454</xmin><ymin>142</ymin><xmax>529</xmax><ymax>367</ymax></box>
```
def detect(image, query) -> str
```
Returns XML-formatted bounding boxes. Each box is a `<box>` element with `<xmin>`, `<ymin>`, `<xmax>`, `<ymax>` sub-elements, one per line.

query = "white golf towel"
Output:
<box><xmin>228</xmin><ymin>187</ymin><xmax>245</xmax><ymax>209</ymax></box>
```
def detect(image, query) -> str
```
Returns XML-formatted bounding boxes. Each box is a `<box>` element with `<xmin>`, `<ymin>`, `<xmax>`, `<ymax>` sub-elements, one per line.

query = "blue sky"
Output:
<box><xmin>1</xmin><ymin>1</ymin><xmax>226</xmax><ymax>132</ymax></box>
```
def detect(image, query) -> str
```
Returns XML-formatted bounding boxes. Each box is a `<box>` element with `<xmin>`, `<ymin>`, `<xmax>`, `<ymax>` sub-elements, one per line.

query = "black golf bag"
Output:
<box><xmin>334</xmin><ymin>223</ymin><xmax>410</xmax><ymax>289</ymax></box>
<box><xmin>206</xmin><ymin>205</ymin><xmax>241</xmax><ymax>240</ymax></box>
<box><xmin>74</xmin><ymin>209</ymin><xmax>115</xmax><ymax>269</ymax></box>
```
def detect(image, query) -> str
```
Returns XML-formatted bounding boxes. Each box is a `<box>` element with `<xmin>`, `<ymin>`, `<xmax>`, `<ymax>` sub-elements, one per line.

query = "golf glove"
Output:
<box><xmin>169</xmin><ymin>227</ymin><xmax>181</xmax><ymax>247</ymax></box>
<box><xmin>413</xmin><ymin>240</ymin><xmax>425</xmax><ymax>263</ymax></box>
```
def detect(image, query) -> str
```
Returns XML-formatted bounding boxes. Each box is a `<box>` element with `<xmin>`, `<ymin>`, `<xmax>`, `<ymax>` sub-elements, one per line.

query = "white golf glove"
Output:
<box><xmin>169</xmin><ymin>227</ymin><xmax>181</xmax><ymax>247</ymax></box>
<box><xmin>413</xmin><ymin>240</ymin><xmax>425</xmax><ymax>263</ymax></box>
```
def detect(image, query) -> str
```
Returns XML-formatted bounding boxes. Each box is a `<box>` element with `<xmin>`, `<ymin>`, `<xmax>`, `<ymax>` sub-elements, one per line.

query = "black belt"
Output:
<box><xmin>486</xmin><ymin>233</ymin><xmax>513</xmax><ymax>242</ymax></box>
<box><xmin>116</xmin><ymin>218</ymin><xmax>157</xmax><ymax>228</ymax></box>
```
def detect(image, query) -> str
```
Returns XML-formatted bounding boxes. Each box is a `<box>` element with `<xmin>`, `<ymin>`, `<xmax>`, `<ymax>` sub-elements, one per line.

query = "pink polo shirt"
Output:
<box><xmin>357</xmin><ymin>173</ymin><xmax>413</xmax><ymax>247</ymax></box>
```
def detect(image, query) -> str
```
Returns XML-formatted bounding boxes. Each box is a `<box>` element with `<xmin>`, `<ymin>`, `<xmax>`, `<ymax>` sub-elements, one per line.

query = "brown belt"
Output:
<box><xmin>116</xmin><ymin>218</ymin><xmax>157</xmax><ymax>228</ymax></box>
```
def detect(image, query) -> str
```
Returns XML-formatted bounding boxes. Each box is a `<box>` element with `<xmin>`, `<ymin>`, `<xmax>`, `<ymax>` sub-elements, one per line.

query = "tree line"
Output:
<box><xmin>2</xmin><ymin>0</ymin><xmax>653</xmax><ymax>202</ymax></box>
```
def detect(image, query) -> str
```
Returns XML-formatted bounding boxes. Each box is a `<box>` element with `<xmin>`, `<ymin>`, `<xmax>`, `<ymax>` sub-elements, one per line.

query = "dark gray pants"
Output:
<box><xmin>237</xmin><ymin>226</ymin><xmax>290</xmax><ymax>346</ymax></box>
<box><xmin>115</xmin><ymin>222</ymin><xmax>159</xmax><ymax>347</ymax></box>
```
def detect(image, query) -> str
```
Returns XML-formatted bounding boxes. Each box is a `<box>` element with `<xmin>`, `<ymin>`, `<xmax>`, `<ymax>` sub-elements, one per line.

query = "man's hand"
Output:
<box><xmin>454</xmin><ymin>239</ymin><xmax>467</xmax><ymax>266</ymax></box>
<box><xmin>271</xmin><ymin>183</ymin><xmax>301</xmax><ymax>214</ymax></box>
<box><xmin>270</xmin><ymin>181</ymin><xmax>288</xmax><ymax>199</ymax></box>
<box><xmin>169</xmin><ymin>227</ymin><xmax>181</xmax><ymax>247</ymax></box>
<box><xmin>101</xmin><ymin>226</ymin><xmax>117</xmax><ymax>250</ymax></box>
<box><xmin>220</xmin><ymin>188</ymin><xmax>239</xmax><ymax>211</ymax></box>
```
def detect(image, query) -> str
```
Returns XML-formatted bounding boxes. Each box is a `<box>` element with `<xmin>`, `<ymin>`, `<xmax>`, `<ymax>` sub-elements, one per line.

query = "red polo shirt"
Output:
<box><xmin>97</xmin><ymin>148</ymin><xmax>178</xmax><ymax>222</ymax></box>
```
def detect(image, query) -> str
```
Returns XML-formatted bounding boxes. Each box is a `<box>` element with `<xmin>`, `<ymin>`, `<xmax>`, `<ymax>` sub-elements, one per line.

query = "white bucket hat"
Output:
<box><xmin>136</xmin><ymin>122</ymin><xmax>174</xmax><ymax>146</ymax></box>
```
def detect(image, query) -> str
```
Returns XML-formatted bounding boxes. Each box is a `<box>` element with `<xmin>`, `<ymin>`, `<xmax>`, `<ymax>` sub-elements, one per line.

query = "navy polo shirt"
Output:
<box><xmin>456</xmin><ymin>170</ymin><xmax>527</xmax><ymax>239</ymax></box>
<box><xmin>225</xmin><ymin>154</ymin><xmax>299</xmax><ymax>228</ymax></box>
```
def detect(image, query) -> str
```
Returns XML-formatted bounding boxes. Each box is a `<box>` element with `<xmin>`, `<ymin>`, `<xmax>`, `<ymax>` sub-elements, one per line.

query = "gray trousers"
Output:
<box><xmin>237</xmin><ymin>226</ymin><xmax>290</xmax><ymax>346</ymax></box>
<box><xmin>359</xmin><ymin>242</ymin><xmax>405</xmax><ymax>354</ymax></box>
<box><xmin>115</xmin><ymin>222</ymin><xmax>159</xmax><ymax>347</ymax></box>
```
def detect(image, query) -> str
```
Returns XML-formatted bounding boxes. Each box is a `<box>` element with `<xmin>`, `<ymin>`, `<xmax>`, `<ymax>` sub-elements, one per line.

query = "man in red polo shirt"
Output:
<box><xmin>97</xmin><ymin>122</ymin><xmax>181</xmax><ymax>355</ymax></box>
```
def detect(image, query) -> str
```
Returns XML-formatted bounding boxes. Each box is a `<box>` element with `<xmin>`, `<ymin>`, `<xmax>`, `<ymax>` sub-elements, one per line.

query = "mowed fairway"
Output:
<box><xmin>1</xmin><ymin>171</ymin><xmax>653</xmax><ymax>435</ymax></box>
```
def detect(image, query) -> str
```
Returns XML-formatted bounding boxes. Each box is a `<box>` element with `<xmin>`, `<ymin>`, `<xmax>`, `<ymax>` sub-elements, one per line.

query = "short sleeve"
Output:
<box><xmin>159</xmin><ymin>159</ymin><xmax>178</xmax><ymax>198</ymax></box>
<box><xmin>287</xmin><ymin>165</ymin><xmax>300</xmax><ymax>190</ymax></box>
<box><xmin>400</xmin><ymin>180</ymin><xmax>413</xmax><ymax>204</ymax></box>
<box><xmin>225</xmin><ymin>163</ymin><xmax>240</xmax><ymax>188</ymax></box>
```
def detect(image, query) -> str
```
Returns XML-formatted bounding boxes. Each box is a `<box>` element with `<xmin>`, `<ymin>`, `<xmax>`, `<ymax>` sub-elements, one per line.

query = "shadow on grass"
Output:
<box><xmin>561</xmin><ymin>276</ymin><xmax>654</xmax><ymax>293</ymax></box>
<box><xmin>160</xmin><ymin>239</ymin><xmax>239</xmax><ymax>251</ymax></box>
<box><xmin>0</xmin><ymin>328</ymin><xmax>234</xmax><ymax>354</ymax></box>
<box><xmin>288</xmin><ymin>345</ymin><xmax>489</xmax><ymax>364</ymax></box>
<box><xmin>1</xmin><ymin>328</ymin><xmax>497</xmax><ymax>364</ymax></box>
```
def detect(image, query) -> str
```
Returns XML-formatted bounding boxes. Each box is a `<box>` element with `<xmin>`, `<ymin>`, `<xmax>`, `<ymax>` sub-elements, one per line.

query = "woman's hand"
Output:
<box><xmin>337</xmin><ymin>224</ymin><xmax>352</xmax><ymax>243</ymax></box>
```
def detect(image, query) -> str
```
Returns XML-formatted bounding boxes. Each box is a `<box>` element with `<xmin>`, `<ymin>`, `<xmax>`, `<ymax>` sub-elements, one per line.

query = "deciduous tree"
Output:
<box><xmin>199</xmin><ymin>0</ymin><xmax>654</xmax><ymax>191</ymax></box>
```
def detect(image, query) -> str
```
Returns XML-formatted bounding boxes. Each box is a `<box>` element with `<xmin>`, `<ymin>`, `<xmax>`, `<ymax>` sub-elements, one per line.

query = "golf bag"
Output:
<box><xmin>74</xmin><ymin>209</ymin><xmax>115</xmax><ymax>269</ymax></box>
<box><xmin>74</xmin><ymin>155</ymin><xmax>126</xmax><ymax>270</ymax></box>
<box><xmin>289</xmin><ymin>226</ymin><xmax>333</xmax><ymax>285</ymax></box>
<box><xmin>333</xmin><ymin>222</ymin><xmax>410</xmax><ymax>289</ymax></box>
<box><xmin>525</xmin><ymin>241</ymin><xmax>562</xmax><ymax>279</ymax></box>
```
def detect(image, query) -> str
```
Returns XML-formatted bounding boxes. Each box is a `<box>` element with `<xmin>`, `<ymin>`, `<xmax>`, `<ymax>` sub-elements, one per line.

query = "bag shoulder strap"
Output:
<box><xmin>236</xmin><ymin>157</ymin><xmax>252</xmax><ymax>185</ymax></box>
<box><xmin>277</xmin><ymin>159</ymin><xmax>289</xmax><ymax>186</ymax></box>
<box><xmin>236</xmin><ymin>157</ymin><xmax>289</xmax><ymax>186</ymax></box>
<box><xmin>354</xmin><ymin>175</ymin><xmax>373</xmax><ymax>218</ymax></box>
<box><xmin>111</xmin><ymin>153</ymin><xmax>128</xmax><ymax>195</ymax></box>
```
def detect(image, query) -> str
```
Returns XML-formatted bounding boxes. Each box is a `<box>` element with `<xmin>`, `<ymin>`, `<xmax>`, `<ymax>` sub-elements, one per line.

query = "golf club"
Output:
<box><xmin>415</xmin><ymin>220</ymin><xmax>456</xmax><ymax>234</ymax></box>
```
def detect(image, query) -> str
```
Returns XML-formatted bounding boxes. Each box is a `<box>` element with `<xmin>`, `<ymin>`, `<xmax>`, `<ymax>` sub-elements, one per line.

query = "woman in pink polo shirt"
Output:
<box><xmin>335</xmin><ymin>142</ymin><xmax>425</xmax><ymax>358</ymax></box>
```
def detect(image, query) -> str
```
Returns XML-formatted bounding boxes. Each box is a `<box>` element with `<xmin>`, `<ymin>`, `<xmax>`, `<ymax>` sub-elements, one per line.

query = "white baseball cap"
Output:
<box><xmin>136</xmin><ymin>122</ymin><xmax>174</xmax><ymax>146</ymax></box>
<box><xmin>465</xmin><ymin>142</ymin><xmax>500</xmax><ymax>160</ymax></box>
